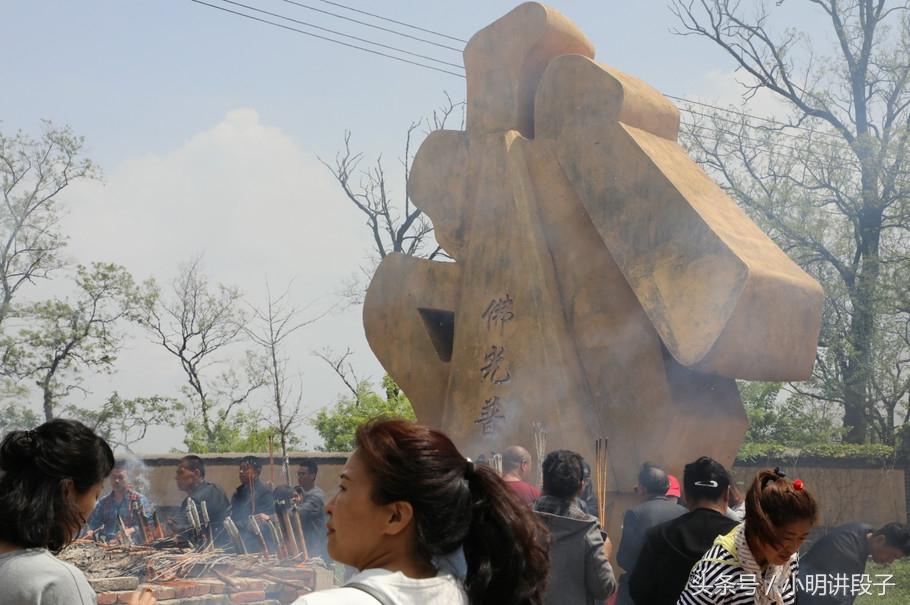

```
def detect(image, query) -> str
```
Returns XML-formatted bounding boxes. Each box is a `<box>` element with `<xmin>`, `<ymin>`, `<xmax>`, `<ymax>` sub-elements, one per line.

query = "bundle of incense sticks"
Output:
<box><xmin>532</xmin><ymin>423</ymin><xmax>547</xmax><ymax>486</ymax></box>
<box><xmin>490</xmin><ymin>453</ymin><xmax>503</xmax><ymax>476</ymax></box>
<box><xmin>593</xmin><ymin>437</ymin><xmax>609</xmax><ymax>528</ymax></box>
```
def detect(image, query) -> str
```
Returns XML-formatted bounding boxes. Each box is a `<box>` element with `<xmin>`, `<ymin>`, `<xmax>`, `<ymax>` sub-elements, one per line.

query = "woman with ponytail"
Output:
<box><xmin>677</xmin><ymin>468</ymin><xmax>818</xmax><ymax>605</ymax></box>
<box><xmin>293</xmin><ymin>418</ymin><xmax>549</xmax><ymax>605</ymax></box>
<box><xmin>0</xmin><ymin>419</ymin><xmax>156</xmax><ymax>605</ymax></box>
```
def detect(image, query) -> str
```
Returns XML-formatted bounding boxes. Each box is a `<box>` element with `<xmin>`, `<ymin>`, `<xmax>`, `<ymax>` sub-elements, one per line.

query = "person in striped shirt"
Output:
<box><xmin>677</xmin><ymin>468</ymin><xmax>818</xmax><ymax>605</ymax></box>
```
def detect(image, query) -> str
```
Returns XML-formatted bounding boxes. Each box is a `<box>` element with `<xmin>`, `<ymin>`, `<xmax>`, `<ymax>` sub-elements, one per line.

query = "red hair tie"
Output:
<box><xmin>793</xmin><ymin>479</ymin><xmax>804</xmax><ymax>491</ymax></box>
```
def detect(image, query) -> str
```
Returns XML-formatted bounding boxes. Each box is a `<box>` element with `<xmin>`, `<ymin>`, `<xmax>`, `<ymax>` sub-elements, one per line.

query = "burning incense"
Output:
<box><xmin>279</xmin><ymin>508</ymin><xmax>300</xmax><ymax>557</ymax></box>
<box><xmin>223</xmin><ymin>518</ymin><xmax>247</xmax><ymax>554</ymax></box>
<box><xmin>117</xmin><ymin>514</ymin><xmax>131</xmax><ymax>548</ymax></box>
<box><xmin>248</xmin><ymin>515</ymin><xmax>270</xmax><ymax>557</ymax></box>
<box><xmin>267</xmin><ymin>519</ymin><xmax>287</xmax><ymax>559</ymax></box>
<box><xmin>152</xmin><ymin>511</ymin><xmax>165</xmax><ymax>540</ymax></box>
<box><xmin>291</xmin><ymin>505</ymin><xmax>309</xmax><ymax>560</ymax></box>
<box><xmin>200</xmin><ymin>501</ymin><xmax>214</xmax><ymax>547</ymax></box>
<box><xmin>490</xmin><ymin>453</ymin><xmax>503</xmax><ymax>476</ymax></box>
<box><xmin>593</xmin><ymin>437</ymin><xmax>609</xmax><ymax>528</ymax></box>
<box><xmin>132</xmin><ymin>501</ymin><xmax>150</xmax><ymax>545</ymax></box>
<box><xmin>268</xmin><ymin>434</ymin><xmax>275</xmax><ymax>486</ymax></box>
<box><xmin>532</xmin><ymin>423</ymin><xmax>547</xmax><ymax>486</ymax></box>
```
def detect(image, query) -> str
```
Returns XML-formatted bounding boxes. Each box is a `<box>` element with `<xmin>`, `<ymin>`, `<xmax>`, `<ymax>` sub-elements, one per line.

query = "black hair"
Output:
<box><xmin>541</xmin><ymin>450</ymin><xmax>584</xmax><ymax>500</ymax></box>
<box><xmin>273</xmin><ymin>484</ymin><xmax>295</xmax><ymax>513</ymax></box>
<box><xmin>299</xmin><ymin>459</ymin><xmax>318</xmax><ymax>474</ymax></box>
<box><xmin>0</xmin><ymin>419</ymin><xmax>115</xmax><ymax>552</ymax></box>
<box><xmin>356</xmin><ymin>419</ymin><xmax>549</xmax><ymax>605</ymax></box>
<box><xmin>240</xmin><ymin>455</ymin><xmax>262</xmax><ymax>473</ymax></box>
<box><xmin>293</xmin><ymin>485</ymin><xmax>305</xmax><ymax>496</ymax></box>
<box><xmin>683</xmin><ymin>457</ymin><xmax>731</xmax><ymax>504</ymax></box>
<box><xmin>874</xmin><ymin>522</ymin><xmax>910</xmax><ymax>555</ymax></box>
<box><xmin>638</xmin><ymin>462</ymin><xmax>669</xmax><ymax>496</ymax></box>
<box><xmin>180</xmin><ymin>454</ymin><xmax>206</xmax><ymax>478</ymax></box>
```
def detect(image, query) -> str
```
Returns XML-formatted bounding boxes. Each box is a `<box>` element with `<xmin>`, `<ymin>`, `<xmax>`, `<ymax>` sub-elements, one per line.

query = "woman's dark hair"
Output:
<box><xmin>355</xmin><ymin>419</ymin><xmax>549</xmax><ymax>605</ymax></box>
<box><xmin>0</xmin><ymin>419</ymin><xmax>115</xmax><ymax>552</ymax></box>
<box><xmin>541</xmin><ymin>450</ymin><xmax>583</xmax><ymax>500</ymax></box>
<box><xmin>273</xmin><ymin>484</ymin><xmax>295</xmax><ymax>513</ymax></box>
<box><xmin>745</xmin><ymin>468</ymin><xmax>817</xmax><ymax>550</ymax></box>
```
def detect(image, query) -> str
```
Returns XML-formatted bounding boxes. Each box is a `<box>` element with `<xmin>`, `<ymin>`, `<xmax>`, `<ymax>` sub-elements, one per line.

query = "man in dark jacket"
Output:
<box><xmin>615</xmin><ymin>462</ymin><xmax>687</xmax><ymax>605</ymax></box>
<box><xmin>798</xmin><ymin>522</ymin><xmax>910</xmax><ymax>605</ymax></box>
<box><xmin>628</xmin><ymin>456</ymin><xmax>739</xmax><ymax>605</ymax></box>
<box><xmin>534</xmin><ymin>450</ymin><xmax>615</xmax><ymax>605</ymax></box>
<box><xmin>296</xmin><ymin>460</ymin><xmax>330</xmax><ymax>562</ymax></box>
<box><xmin>175</xmin><ymin>455</ymin><xmax>231</xmax><ymax>546</ymax></box>
<box><xmin>230</xmin><ymin>456</ymin><xmax>276</xmax><ymax>553</ymax></box>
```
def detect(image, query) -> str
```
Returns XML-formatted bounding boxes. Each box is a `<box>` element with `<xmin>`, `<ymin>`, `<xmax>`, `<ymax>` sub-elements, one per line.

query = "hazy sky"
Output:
<box><xmin>1</xmin><ymin>1</ymin><xmax>829</xmax><ymax>451</ymax></box>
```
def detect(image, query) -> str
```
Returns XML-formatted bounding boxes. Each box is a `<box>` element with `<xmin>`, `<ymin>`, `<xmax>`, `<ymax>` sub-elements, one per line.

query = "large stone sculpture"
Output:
<box><xmin>363</xmin><ymin>2</ymin><xmax>823</xmax><ymax>538</ymax></box>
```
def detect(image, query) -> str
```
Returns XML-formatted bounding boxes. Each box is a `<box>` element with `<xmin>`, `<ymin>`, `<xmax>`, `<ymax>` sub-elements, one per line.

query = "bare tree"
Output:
<box><xmin>0</xmin><ymin>122</ymin><xmax>97</xmax><ymax>328</ymax></box>
<box><xmin>671</xmin><ymin>0</ymin><xmax>910</xmax><ymax>443</ymax></box>
<box><xmin>314</xmin><ymin>347</ymin><xmax>361</xmax><ymax>403</ymax></box>
<box><xmin>141</xmin><ymin>258</ymin><xmax>266</xmax><ymax>452</ymax></box>
<box><xmin>321</xmin><ymin>94</ymin><xmax>464</xmax><ymax>301</ymax></box>
<box><xmin>246</xmin><ymin>281</ymin><xmax>327</xmax><ymax>483</ymax></box>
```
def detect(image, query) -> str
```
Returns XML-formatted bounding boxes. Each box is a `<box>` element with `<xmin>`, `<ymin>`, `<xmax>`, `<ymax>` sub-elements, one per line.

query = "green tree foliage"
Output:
<box><xmin>672</xmin><ymin>0</ymin><xmax>910</xmax><ymax>443</ymax></box>
<box><xmin>739</xmin><ymin>381</ymin><xmax>839</xmax><ymax>446</ymax></box>
<box><xmin>0</xmin><ymin>399</ymin><xmax>39</xmax><ymax>437</ymax></box>
<box><xmin>310</xmin><ymin>375</ymin><xmax>416</xmax><ymax>451</ymax></box>
<box><xmin>0</xmin><ymin>122</ymin><xmax>97</xmax><ymax>328</ymax></box>
<box><xmin>182</xmin><ymin>410</ymin><xmax>301</xmax><ymax>454</ymax></box>
<box><xmin>7</xmin><ymin>262</ymin><xmax>144</xmax><ymax>420</ymax></box>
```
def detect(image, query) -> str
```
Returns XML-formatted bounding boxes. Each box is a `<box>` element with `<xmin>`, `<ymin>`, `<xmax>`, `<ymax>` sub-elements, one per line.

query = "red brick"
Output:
<box><xmin>116</xmin><ymin>590</ymin><xmax>139</xmax><ymax>603</ymax></box>
<box><xmin>139</xmin><ymin>584</ymin><xmax>177</xmax><ymax>600</ymax></box>
<box><xmin>161</xmin><ymin>580</ymin><xmax>198</xmax><ymax>598</ymax></box>
<box><xmin>228</xmin><ymin>578</ymin><xmax>267</xmax><ymax>592</ymax></box>
<box><xmin>195</xmin><ymin>579</ymin><xmax>226</xmax><ymax>595</ymax></box>
<box><xmin>229</xmin><ymin>591</ymin><xmax>266</xmax><ymax>603</ymax></box>
<box><xmin>97</xmin><ymin>593</ymin><xmax>118</xmax><ymax>605</ymax></box>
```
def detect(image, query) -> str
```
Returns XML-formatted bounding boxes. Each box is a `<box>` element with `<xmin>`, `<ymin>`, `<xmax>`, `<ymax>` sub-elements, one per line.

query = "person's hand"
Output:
<box><xmin>603</xmin><ymin>536</ymin><xmax>613</xmax><ymax>558</ymax></box>
<box><xmin>128</xmin><ymin>587</ymin><xmax>156</xmax><ymax>605</ymax></box>
<box><xmin>125</xmin><ymin>527</ymin><xmax>136</xmax><ymax>536</ymax></box>
<box><xmin>255</xmin><ymin>513</ymin><xmax>271</xmax><ymax>522</ymax></box>
<box><xmin>84</xmin><ymin>530</ymin><xmax>94</xmax><ymax>540</ymax></box>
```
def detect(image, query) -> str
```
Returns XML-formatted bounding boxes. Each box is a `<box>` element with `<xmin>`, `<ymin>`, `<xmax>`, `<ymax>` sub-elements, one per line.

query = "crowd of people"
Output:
<box><xmin>2</xmin><ymin>417</ymin><xmax>910</xmax><ymax>605</ymax></box>
<box><xmin>85</xmin><ymin>452</ymin><xmax>332</xmax><ymax>562</ymax></box>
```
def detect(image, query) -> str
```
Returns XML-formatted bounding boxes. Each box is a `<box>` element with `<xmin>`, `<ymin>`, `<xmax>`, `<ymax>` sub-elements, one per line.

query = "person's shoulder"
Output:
<box><xmin>292</xmin><ymin>586</ymin><xmax>377</xmax><ymax>604</ymax></box>
<box><xmin>201</xmin><ymin>480</ymin><xmax>227</xmax><ymax>494</ymax></box>
<box><xmin>1</xmin><ymin>550</ymin><xmax>94</xmax><ymax>599</ymax></box>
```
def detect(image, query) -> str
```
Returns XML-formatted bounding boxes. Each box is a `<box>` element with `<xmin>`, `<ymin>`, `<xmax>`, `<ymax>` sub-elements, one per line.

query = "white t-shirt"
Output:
<box><xmin>294</xmin><ymin>568</ymin><xmax>469</xmax><ymax>605</ymax></box>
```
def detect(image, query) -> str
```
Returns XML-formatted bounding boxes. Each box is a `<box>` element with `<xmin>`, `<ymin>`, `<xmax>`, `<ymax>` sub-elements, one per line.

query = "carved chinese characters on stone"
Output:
<box><xmin>482</xmin><ymin>294</ymin><xmax>514</xmax><ymax>334</ymax></box>
<box><xmin>475</xmin><ymin>396</ymin><xmax>506</xmax><ymax>435</ymax></box>
<box><xmin>362</xmin><ymin>2</ymin><xmax>823</xmax><ymax>543</ymax></box>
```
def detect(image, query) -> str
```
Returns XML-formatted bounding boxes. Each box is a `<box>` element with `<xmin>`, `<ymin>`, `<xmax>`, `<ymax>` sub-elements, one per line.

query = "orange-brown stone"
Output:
<box><xmin>363</xmin><ymin>1</ymin><xmax>823</xmax><ymax>542</ymax></box>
